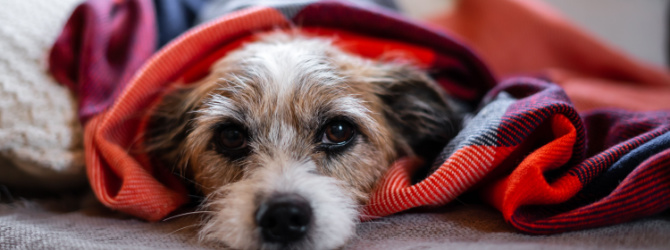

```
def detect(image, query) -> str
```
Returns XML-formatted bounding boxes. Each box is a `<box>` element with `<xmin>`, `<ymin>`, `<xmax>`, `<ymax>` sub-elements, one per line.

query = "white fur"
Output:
<box><xmin>200</xmin><ymin>157</ymin><xmax>357</xmax><ymax>250</ymax></box>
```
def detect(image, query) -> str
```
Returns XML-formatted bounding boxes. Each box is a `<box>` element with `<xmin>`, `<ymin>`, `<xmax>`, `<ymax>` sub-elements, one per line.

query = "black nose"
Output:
<box><xmin>255</xmin><ymin>194</ymin><xmax>312</xmax><ymax>243</ymax></box>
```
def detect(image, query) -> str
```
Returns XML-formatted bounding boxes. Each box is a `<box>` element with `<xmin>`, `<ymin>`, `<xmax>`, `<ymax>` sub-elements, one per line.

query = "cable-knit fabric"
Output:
<box><xmin>0</xmin><ymin>0</ymin><xmax>85</xmax><ymax>189</ymax></box>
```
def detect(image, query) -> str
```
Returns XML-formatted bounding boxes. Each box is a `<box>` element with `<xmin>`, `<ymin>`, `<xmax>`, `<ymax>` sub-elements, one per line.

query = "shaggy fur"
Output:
<box><xmin>145</xmin><ymin>32</ymin><xmax>458</xmax><ymax>249</ymax></box>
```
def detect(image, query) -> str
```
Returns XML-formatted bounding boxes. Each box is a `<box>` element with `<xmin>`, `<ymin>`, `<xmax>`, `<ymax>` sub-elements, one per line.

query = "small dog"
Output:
<box><xmin>145</xmin><ymin>32</ymin><xmax>459</xmax><ymax>249</ymax></box>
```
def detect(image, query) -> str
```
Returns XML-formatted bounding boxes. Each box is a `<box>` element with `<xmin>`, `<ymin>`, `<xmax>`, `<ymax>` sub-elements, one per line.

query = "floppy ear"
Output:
<box><xmin>144</xmin><ymin>79</ymin><xmax>216</xmax><ymax>172</ymax></box>
<box><xmin>145</xmin><ymin>56</ymin><xmax>241</xmax><ymax>167</ymax></box>
<box><xmin>371</xmin><ymin>64</ymin><xmax>461</xmax><ymax>162</ymax></box>
<box><xmin>144</xmin><ymin>85</ymin><xmax>198</xmax><ymax>169</ymax></box>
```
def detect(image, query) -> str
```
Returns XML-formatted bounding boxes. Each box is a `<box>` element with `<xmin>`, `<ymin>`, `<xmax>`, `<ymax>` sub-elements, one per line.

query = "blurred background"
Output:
<box><xmin>398</xmin><ymin>0</ymin><xmax>669</xmax><ymax>67</ymax></box>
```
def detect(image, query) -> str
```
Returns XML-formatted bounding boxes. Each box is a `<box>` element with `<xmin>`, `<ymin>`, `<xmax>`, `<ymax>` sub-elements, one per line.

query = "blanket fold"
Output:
<box><xmin>364</xmin><ymin>76</ymin><xmax>670</xmax><ymax>234</ymax></box>
<box><xmin>47</xmin><ymin>0</ymin><xmax>670</xmax><ymax>234</ymax></box>
<box><xmin>48</xmin><ymin>0</ymin><xmax>157</xmax><ymax>124</ymax></box>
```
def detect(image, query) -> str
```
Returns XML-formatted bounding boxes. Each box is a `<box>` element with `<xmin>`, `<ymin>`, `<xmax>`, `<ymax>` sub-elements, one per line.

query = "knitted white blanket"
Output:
<box><xmin>0</xmin><ymin>0</ymin><xmax>85</xmax><ymax>190</ymax></box>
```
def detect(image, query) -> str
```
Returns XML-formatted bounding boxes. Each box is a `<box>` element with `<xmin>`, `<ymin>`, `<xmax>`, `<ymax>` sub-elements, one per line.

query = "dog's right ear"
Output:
<box><xmin>145</xmin><ymin>85</ymin><xmax>196</xmax><ymax>169</ymax></box>
<box><xmin>144</xmin><ymin>81</ymin><xmax>213</xmax><ymax>171</ymax></box>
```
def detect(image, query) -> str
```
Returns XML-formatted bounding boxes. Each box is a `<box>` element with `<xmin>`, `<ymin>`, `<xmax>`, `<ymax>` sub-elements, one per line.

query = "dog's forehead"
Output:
<box><xmin>242</xmin><ymin>38</ymin><xmax>348</xmax><ymax>113</ymax></box>
<box><xmin>201</xmin><ymin>37</ymin><xmax>375</xmax><ymax>134</ymax></box>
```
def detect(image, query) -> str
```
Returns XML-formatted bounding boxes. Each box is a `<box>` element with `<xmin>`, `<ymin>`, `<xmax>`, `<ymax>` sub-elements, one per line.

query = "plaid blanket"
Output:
<box><xmin>365</xmin><ymin>77</ymin><xmax>670</xmax><ymax>233</ymax></box>
<box><xmin>48</xmin><ymin>0</ymin><xmax>670</xmax><ymax>234</ymax></box>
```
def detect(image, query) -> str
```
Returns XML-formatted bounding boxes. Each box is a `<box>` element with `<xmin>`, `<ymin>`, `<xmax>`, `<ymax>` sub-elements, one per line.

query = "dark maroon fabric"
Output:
<box><xmin>293</xmin><ymin>0</ymin><xmax>496</xmax><ymax>105</ymax></box>
<box><xmin>49</xmin><ymin>0</ymin><xmax>156</xmax><ymax>124</ymax></box>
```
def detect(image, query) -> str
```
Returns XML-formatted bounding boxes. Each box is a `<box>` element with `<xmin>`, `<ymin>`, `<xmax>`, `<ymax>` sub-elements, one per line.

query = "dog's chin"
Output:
<box><xmin>198</xmin><ymin>161</ymin><xmax>358</xmax><ymax>250</ymax></box>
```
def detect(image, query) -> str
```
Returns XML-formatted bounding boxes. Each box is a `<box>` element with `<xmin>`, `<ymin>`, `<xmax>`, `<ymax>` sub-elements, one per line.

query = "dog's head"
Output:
<box><xmin>145</xmin><ymin>33</ymin><xmax>458</xmax><ymax>249</ymax></box>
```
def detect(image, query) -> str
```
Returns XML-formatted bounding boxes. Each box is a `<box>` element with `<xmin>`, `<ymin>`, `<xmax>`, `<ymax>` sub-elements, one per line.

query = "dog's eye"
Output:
<box><xmin>322</xmin><ymin>120</ymin><xmax>355</xmax><ymax>145</ymax></box>
<box><xmin>216</xmin><ymin>125</ymin><xmax>247</xmax><ymax>150</ymax></box>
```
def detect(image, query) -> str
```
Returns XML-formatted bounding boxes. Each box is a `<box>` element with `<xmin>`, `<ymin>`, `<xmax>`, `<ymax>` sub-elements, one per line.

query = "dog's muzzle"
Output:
<box><xmin>255</xmin><ymin>194</ymin><xmax>312</xmax><ymax>243</ymax></box>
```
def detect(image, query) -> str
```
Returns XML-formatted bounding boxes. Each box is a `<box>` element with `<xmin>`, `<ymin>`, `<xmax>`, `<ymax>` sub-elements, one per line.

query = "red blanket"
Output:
<box><xmin>48</xmin><ymin>0</ymin><xmax>670</xmax><ymax>234</ymax></box>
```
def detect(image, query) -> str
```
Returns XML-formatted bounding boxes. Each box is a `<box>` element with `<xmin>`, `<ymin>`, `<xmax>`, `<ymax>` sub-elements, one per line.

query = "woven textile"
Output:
<box><xmin>2</xmin><ymin>201</ymin><xmax>670</xmax><ymax>249</ymax></box>
<box><xmin>363</xmin><ymin>77</ymin><xmax>670</xmax><ymax>233</ymax></box>
<box><xmin>49</xmin><ymin>0</ymin><xmax>157</xmax><ymax>124</ymax></box>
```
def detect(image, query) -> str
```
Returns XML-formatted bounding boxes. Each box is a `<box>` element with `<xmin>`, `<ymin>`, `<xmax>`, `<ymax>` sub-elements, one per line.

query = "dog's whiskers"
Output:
<box><xmin>163</xmin><ymin>210</ymin><xmax>215</xmax><ymax>222</ymax></box>
<box><xmin>167</xmin><ymin>223</ymin><xmax>201</xmax><ymax>236</ymax></box>
<box><xmin>175</xmin><ymin>172</ymin><xmax>212</xmax><ymax>191</ymax></box>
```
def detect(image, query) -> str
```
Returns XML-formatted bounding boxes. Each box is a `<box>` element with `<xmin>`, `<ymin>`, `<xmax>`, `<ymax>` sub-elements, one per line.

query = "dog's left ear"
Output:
<box><xmin>370</xmin><ymin>64</ymin><xmax>460</xmax><ymax>160</ymax></box>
